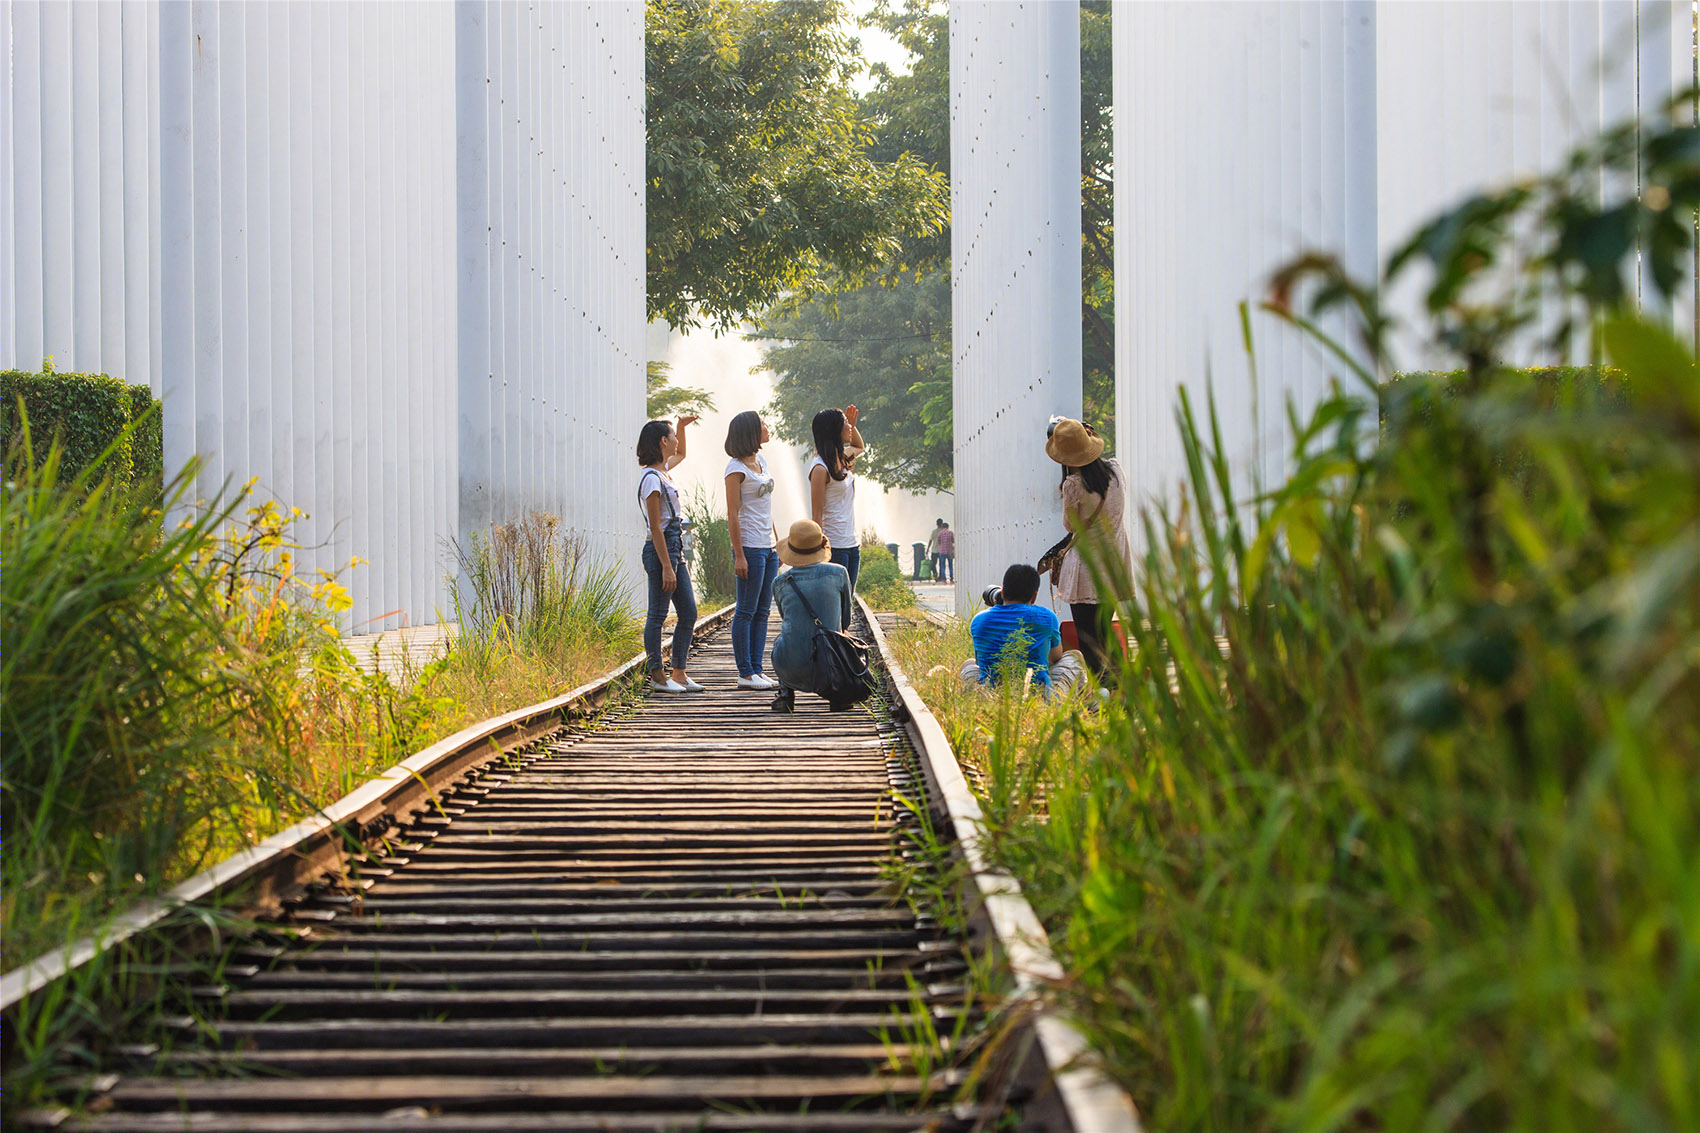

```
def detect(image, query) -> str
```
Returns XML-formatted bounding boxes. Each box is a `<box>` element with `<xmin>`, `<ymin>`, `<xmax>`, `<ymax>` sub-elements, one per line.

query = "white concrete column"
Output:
<box><xmin>8</xmin><ymin>1</ymin><xmax>45</xmax><ymax>370</ymax></box>
<box><xmin>158</xmin><ymin>0</ymin><xmax>195</xmax><ymax>483</ymax></box>
<box><xmin>950</xmin><ymin>0</ymin><xmax>1081</xmax><ymax>615</ymax></box>
<box><xmin>1114</xmin><ymin>2</ymin><xmax>1378</xmax><ymax>555</ymax></box>
<box><xmin>456</xmin><ymin>0</ymin><xmax>493</xmax><ymax>542</ymax></box>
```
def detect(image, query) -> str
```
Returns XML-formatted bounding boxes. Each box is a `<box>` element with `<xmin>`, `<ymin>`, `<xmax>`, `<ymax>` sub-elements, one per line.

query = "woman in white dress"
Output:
<box><xmin>1045</xmin><ymin>416</ymin><xmax>1131</xmax><ymax>678</ymax></box>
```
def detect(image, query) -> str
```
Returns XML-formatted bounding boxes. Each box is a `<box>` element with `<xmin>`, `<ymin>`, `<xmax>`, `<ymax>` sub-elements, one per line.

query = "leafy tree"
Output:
<box><xmin>646</xmin><ymin>0</ymin><xmax>948</xmax><ymax>332</ymax></box>
<box><xmin>1079</xmin><ymin>0</ymin><xmax>1114</xmax><ymax>437</ymax></box>
<box><xmin>755</xmin><ymin>0</ymin><xmax>1114</xmax><ymax>491</ymax></box>
<box><xmin>759</xmin><ymin>271</ymin><xmax>951</xmax><ymax>493</ymax></box>
<box><xmin>645</xmin><ymin>361</ymin><xmax>716</xmax><ymax>419</ymax></box>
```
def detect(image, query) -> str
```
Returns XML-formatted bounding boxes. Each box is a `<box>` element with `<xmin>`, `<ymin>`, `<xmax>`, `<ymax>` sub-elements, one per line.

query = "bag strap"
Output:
<box><xmin>1077</xmin><ymin>492</ymin><xmax>1107</xmax><ymax>530</ymax></box>
<box><xmin>1063</xmin><ymin>488</ymin><xmax>1107</xmax><ymax>547</ymax></box>
<box><xmin>782</xmin><ymin>574</ymin><xmax>828</xmax><ymax>630</ymax></box>
<box><xmin>639</xmin><ymin>468</ymin><xmax>678</xmax><ymax>523</ymax></box>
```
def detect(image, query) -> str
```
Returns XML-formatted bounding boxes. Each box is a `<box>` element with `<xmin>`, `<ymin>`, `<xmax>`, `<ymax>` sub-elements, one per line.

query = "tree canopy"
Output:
<box><xmin>759</xmin><ymin>271</ymin><xmax>951</xmax><ymax>493</ymax></box>
<box><xmin>753</xmin><ymin>0</ymin><xmax>1114</xmax><ymax>493</ymax></box>
<box><xmin>646</xmin><ymin>0</ymin><xmax>949</xmax><ymax>332</ymax></box>
<box><xmin>645</xmin><ymin>361</ymin><xmax>716</xmax><ymax>420</ymax></box>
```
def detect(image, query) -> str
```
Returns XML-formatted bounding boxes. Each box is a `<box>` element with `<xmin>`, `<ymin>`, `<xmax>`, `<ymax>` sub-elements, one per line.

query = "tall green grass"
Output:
<box><xmin>2</xmin><ymin>422</ymin><xmax>276</xmax><ymax>953</ymax></box>
<box><xmin>910</xmin><ymin>103</ymin><xmax>1700</xmax><ymax>1128</ymax></box>
<box><xmin>682</xmin><ymin>485</ymin><xmax>737</xmax><ymax>607</ymax></box>
<box><xmin>4</xmin><ymin>432</ymin><xmax>640</xmax><ymax>1107</ymax></box>
<box><xmin>448</xmin><ymin>512</ymin><xmax>634</xmax><ymax>662</ymax></box>
<box><xmin>988</xmin><ymin>357</ymin><xmax>1698</xmax><ymax>1129</ymax></box>
<box><xmin>438</xmin><ymin>512</ymin><xmax>640</xmax><ymax>709</ymax></box>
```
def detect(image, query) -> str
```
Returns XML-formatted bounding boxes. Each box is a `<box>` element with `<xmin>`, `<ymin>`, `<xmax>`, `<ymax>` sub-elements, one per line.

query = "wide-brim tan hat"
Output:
<box><xmin>1045</xmin><ymin>417</ymin><xmax>1105</xmax><ymax>466</ymax></box>
<box><xmin>778</xmin><ymin>518</ymin><xmax>832</xmax><ymax>566</ymax></box>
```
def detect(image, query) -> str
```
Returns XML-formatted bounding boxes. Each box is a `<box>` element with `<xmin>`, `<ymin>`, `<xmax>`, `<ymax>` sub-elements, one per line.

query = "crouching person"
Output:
<box><xmin>769</xmin><ymin>519</ymin><xmax>854</xmax><ymax>713</ymax></box>
<box><xmin>961</xmin><ymin>564</ymin><xmax>1086</xmax><ymax>697</ymax></box>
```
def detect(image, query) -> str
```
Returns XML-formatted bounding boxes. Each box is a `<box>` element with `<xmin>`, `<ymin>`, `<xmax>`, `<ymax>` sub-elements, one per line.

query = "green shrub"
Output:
<box><xmin>1383</xmin><ymin>365</ymin><xmax>1627</xmax><ymax>428</ymax></box>
<box><xmin>1</xmin><ymin>360</ymin><xmax>162</xmax><ymax>490</ymax></box>
<box><xmin>857</xmin><ymin>542</ymin><xmax>916</xmax><ymax>609</ymax></box>
<box><xmin>682</xmin><ymin>485</ymin><xmax>737</xmax><ymax>607</ymax></box>
<box><xmin>125</xmin><ymin>381</ymin><xmax>164</xmax><ymax>486</ymax></box>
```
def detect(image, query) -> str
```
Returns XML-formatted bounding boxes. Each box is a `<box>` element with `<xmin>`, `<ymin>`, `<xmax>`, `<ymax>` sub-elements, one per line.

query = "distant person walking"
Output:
<box><xmin>636</xmin><ymin>415</ymin><xmax>703</xmax><ymax>693</ymax></box>
<box><xmin>926</xmin><ymin>518</ymin><xmax>955</xmax><ymax>583</ymax></box>
<box><xmin>807</xmin><ymin>405</ymin><xmax>866</xmax><ymax>591</ymax></box>
<box><xmin>724</xmin><ymin>410</ymin><xmax>780</xmax><ymax>690</ymax></box>
<box><xmin>1045</xmin><ymin>416</ymin><xmax>1131</xmax><ymax>678</ymax></box>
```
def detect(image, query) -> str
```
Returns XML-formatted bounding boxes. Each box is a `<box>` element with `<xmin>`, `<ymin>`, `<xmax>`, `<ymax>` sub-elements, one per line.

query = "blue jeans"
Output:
<box><xmin>831</xmin><ymin>546</ymin><xmax>861</xmax><ymax>592</ymax></box>
<box><xmin>642</xmin><ymin>525</ymin><xmax>697</xmax><ymax>674</ymax></box>
<box><xmin>731</xmin><ymin>546</ymin><xmax>779</xmax><ymax>677</ymax></box>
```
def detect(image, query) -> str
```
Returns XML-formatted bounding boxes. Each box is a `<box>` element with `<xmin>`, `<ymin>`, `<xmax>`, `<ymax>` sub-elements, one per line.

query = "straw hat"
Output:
<box><xmin>1045</xmin><ymin>417</ymin><xmax>1105</xmax><ymax>466</ymax></box>
<box><xmin>778</xmin><ymin>518</ymin><xmax>832</xmax><ymax>566</ymax></box>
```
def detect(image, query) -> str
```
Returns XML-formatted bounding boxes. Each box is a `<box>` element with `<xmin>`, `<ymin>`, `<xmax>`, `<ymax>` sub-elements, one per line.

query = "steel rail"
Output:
<box><xmin>859</xmin><ymin>596</ymin><xmax>1143</xmax><ymax>1132</ymax></box>
<box><xmin>0</xmin><ymin>606</ymin><xmax>736</xmax><ymax>1015</ymax></box>
<box><xmin>11</xmin><ymin>606</ymin><xmax>997</xmax><ymax>1130</ymax></box>
<box><xmin>10</xmin><ymin>596</ymin><xmax>1135</xmax><ymax>1131</ymax></box>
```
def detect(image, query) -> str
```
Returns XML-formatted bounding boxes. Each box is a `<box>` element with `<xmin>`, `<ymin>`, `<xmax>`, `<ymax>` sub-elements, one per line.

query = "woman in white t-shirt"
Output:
<box><xmin>807</xmin><ymin>405</ymin><xmax>866</xmax><ymax>591</ymax></box>
<box><xmin>723</xmin><ymin>411</ymin><xmax>780</xmax><ymax>689</ymax></box>
<box><xmin>636</xmin><ymin>414</ymin><xmax>701</xmax><ymax>693</ymax></box>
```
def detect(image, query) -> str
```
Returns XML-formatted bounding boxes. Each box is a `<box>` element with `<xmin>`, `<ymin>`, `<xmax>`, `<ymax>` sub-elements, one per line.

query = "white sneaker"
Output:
<box><xmin>648</xmin><ymin>678</ymin><xmax>686</xmax><ymax>694</ymax></box>
<box><xmin>736</xmin><ymin>675</ymin><xmax>766</xmax><ymax>689</ymax></box>
<box><xmin>751</xmin><ymin>673</ymin><xmax>777</xmax><ymax>689</ymax></box>
<box><xmin>681</xmin><ymin>677</ymin><xmax>706</xmax><ymax>693</ymax></box>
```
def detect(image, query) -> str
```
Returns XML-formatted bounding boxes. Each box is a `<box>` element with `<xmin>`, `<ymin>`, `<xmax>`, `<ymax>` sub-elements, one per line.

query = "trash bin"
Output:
<box><xmin>911</xmin><ymin>542</ymin><xmax>928</xmax><ymax>580</ymax></box>
<box><xmin>885</xmin><ymin>542</ymin><xmax>899</xmax><ymax>567</ymax></box>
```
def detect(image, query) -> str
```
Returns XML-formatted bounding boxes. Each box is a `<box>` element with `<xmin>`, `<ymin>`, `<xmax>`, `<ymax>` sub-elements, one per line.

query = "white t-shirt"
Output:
<box><xmin>806</xmin><ymin>454</ymin><xmax>856</xmax><ymax>550</ymax></box>
<box><xmin>724</xmin><ymin>454</ymin><xmax>776</xmax><ymax>549</ymax></box>
<box><xmin>637</xmin><ymin>467</ymin><xmax>680</xmax><ymax>529</ymax></box>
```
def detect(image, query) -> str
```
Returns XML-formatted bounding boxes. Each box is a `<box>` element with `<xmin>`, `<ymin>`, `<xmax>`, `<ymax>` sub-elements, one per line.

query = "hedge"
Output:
<box><xmin>1</xmin><ymin>362</ymin><xmax>163</xmax><ymax>489</ymax></box>
<box><xmin>1383</xmin><ymin>365</ymin><xmax>1626</xmax><ymax>417</ymax></box>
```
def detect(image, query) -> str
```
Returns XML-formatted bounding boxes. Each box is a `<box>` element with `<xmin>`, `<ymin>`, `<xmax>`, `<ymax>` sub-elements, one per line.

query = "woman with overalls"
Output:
<box><xmin>636</xmin><ymin>415</ymin><xmax>702</xmax><ymax>693</ymax></box>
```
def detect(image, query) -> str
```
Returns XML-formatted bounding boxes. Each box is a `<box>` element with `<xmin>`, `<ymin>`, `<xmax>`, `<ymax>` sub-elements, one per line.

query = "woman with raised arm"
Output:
<box><xmin>807</xmin><ymin>405</ymin><xmax>866</xmax><ymax>591</ymax></box>
<box><xmin>636</xmin><ymin>414</ymin><xmax>702</xmax><ymax>693</ymax></box>
<box><xmin>724</xmin><ymin>410</ymin><xmax>780</xmax><ymax>690</ymax></box>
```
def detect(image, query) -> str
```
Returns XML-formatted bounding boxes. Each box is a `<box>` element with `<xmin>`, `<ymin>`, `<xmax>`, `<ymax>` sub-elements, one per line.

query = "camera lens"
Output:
<box><xmin>981</xmin><ymin>585</ymin><xmax>1002</xmax><ymax>608</ymax></box>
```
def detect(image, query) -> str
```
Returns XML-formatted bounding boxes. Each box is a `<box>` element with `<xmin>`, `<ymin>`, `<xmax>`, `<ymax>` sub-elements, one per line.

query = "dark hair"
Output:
<box><xmin>636</xmin><ymin>419</ymin><xmax>672</xmax><ymax>466</ymax></box>
<box><xmin>1060</xmin><ymin>456</ymin><xmax>1116</xmax><ymax>499</ymax></box>
<box><xmin>1002</xmin><ymin>563</ymin><xmax>1042</xmax><ymax>605</ymax></box>
<box><xmin>936</xmin><ymin>517</ymin><xmax>946</xmax><ymax>527</ymax></box>
<box><xmin>811</xmin><ymin>409</ymin><xmax>848</xmax><ymax>481</ymax></box>
<box><xmin>724</xmin><ymin>410</ymin><xmax>763</xmax><ymax>459</ymax></box>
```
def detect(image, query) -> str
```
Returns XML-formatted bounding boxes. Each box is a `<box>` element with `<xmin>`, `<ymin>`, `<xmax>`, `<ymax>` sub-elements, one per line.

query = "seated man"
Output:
<box><xmin>960</xmin><ymin>563</ymin><xmax>1085</xmax><ymax>697</ymax></box>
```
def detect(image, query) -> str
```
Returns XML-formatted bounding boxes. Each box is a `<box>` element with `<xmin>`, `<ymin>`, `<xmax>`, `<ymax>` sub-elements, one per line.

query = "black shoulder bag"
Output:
<box><xmin>781</xmin><ymin>577</ymin><xmax>875</xmax><ymax>706</ymax></box>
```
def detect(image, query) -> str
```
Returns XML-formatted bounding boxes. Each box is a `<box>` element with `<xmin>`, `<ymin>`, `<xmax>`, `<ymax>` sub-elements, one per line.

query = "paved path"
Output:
<box><xmin>910</xmin><ymin>582</ymin><xmax>956</xmax><ymax>620</ymax></box>
<box><xmin>342</xmin><ymin>622</ymin><xmax>458</xmax><ymax>680</ymax></box>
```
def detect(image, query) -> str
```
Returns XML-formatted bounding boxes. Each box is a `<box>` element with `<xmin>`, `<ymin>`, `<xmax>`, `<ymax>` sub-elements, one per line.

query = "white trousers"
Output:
<box><xmin>959</xmin><ymin>650</ymin><xmax>1086</xmax><ymax>697</ymax></box>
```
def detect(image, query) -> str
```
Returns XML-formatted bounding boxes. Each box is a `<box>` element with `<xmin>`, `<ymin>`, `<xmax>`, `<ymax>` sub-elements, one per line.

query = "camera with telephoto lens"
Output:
<box><xmin>981</xmin><ymin>585</ymin><xmax>1002</xmax><ymax>608</ymax></box>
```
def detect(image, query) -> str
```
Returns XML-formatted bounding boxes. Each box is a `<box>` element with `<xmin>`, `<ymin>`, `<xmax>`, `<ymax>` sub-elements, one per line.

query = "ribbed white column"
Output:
<box><xmin>1113</xmin><ymin>3</ymin><xmax>1378</xmax><ymax>555</ymax></box>
<box><xmin>950</xmin><ymin>0</ymin><xmax>1082</xmax><ymax>614</ymax></box>
<box><xmin>451</xmin><ymin>1</ymin><xmax>645</xmax><ymax>599</ymax></box>
<box><xmin>14</xmin><ymin>0</ymin><xmax>470</xmax><ymax>630</ymax></box>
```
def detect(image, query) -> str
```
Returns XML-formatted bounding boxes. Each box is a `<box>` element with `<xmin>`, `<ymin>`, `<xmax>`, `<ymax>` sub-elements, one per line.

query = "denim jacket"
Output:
<box><xmin>769</xmin><ymin>561</ymin><xmax>854</xmax><ymax>689</ymax></box>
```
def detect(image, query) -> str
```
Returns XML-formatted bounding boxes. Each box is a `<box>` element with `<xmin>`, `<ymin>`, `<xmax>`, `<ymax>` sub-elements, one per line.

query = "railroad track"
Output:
<box><xmin>30</xmin><ymin>615</ymin><xmax>999</xmax><ymax>1132</ymax></box>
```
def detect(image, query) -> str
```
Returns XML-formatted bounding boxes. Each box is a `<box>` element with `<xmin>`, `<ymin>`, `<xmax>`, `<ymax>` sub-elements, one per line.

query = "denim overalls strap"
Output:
<box><xmin>639</xmin><ymin>468</ymin><xmax>680</xmax><ymax>530</ymax></box>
